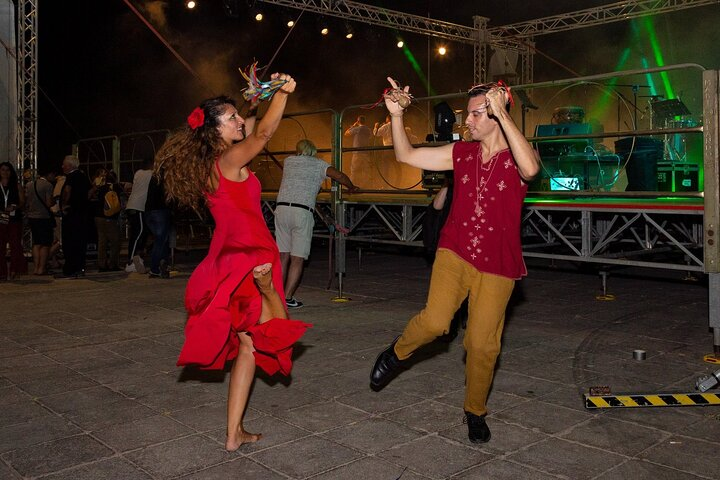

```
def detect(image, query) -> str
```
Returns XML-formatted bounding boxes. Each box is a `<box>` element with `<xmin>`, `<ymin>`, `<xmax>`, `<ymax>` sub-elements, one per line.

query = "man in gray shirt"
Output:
<box><xmin>275</xmin><ymin>139</ymin><xmax>358</xmax><ymax>308</ymax></box>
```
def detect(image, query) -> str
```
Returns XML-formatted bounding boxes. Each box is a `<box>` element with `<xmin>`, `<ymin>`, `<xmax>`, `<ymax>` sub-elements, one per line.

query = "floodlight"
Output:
<box><xmin>185</xmin><ymin>0</ymin><xmax>196</xmax><ymax>9</ymax></box>
<box><xmin>345</xmin><ymin>23</ymin><xmax>354</xmax><ymax>39</ymax></box>
<box><xmin>438</xmin><ymin>46</ymin><xmax>447</xmax><ymax>56</ymax></box>
<box><xmin>397</xmin><ymin>40</ymin><xmax>404</xmax><ymax>48</ymax></box>
<box><xmin>434</xmin><ymin>101</ymin><xmax>455</xmax><ymax>139</ymax></box>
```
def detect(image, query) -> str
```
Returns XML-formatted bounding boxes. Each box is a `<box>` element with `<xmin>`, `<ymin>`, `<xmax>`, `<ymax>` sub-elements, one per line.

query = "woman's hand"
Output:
<box><xmin>273</xmin><ymin>73</ymin><xmax>296</xmax><ymax>95</ymax></box>
<box><xmin>383</xmin><ymin>77</ymin><xmax>411</xmax><ymax>117</ymax></box>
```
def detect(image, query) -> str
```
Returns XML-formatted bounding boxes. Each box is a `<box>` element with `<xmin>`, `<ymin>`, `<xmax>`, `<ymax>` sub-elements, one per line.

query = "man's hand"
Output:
<box><xmin>485</xmin><ymin>86</ymin><xmax>508</xmax><ymax>118</ymax></box>
<box><xmin>347</xmin><ymin>185</ymin><xmax>360</xmax><ymax>194</ymax></box>
<box><xmin>383</xmin><ymin>77</ymin><xmax>411</xmax><ymax>117</ymax></box>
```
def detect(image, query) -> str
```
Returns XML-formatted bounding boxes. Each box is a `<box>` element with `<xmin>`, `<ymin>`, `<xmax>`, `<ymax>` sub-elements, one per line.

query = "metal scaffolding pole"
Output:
<box><xmin>16</xmin><ymin>0</ymin><xmax>37</xmax><ymax>173</ymax></box>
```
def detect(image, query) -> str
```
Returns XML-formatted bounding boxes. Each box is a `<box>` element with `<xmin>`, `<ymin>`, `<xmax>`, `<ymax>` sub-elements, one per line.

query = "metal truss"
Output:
<box><xmin>256</xmin><ymin>0</ymin><xmax>714</xmax><ymax>87</ymax></box>
<box><xmin>257</xmin><ymin>0</ymin><xmax>478</xmax><ymax>45</ymax></box>
<box><xmin>489</xmin><ymin>0</ymin><xmax>719</xmax><ymax>40</ymax></box>
<box><xmin>262</xmin><ymin>198</ymin><xmax>426</xmax><ymax>245</ymax></box>
<box><xmin>16</xmin><ymin>0</ymin><xmax>37</xmax><ymax>172</ymax></box>
<box><xmin>261</xmin><ymin>195</ymin><xmax>705</xmax><ymax>273</ymax></box>
<box><xmin>342</xmin><ymin>201</ymin><xmax>426</xmax><ymax>245</ymax></box>
<box><xmin>521</xmin><ymin>203</ymin><xmax>704</xmax><ymax>272</ymax></box>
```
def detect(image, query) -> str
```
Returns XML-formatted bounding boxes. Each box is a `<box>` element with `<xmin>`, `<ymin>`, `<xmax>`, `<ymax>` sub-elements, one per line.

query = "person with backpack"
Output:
<box><xmin>92</xmin><ymin>170</ymin><xmax>124</xmax><ymax>271</ymax></box>
<box><xmin>24</xmin><ymin>166</ymin><xmax>56</xmax><ymax>275</ymax></box>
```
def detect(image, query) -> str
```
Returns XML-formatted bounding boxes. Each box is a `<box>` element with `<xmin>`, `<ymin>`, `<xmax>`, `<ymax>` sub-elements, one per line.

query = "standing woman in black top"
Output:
<box><xmin>0</xmin><ymin>162</ymin><xmax>27</xmax><ymax>280</ymax></box>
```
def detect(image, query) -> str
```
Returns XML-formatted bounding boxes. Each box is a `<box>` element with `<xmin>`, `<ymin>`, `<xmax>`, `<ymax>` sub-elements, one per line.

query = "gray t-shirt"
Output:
<box><xmin>25</xmin><ymin>177</ymin><xmax>53</xmax><ymax>219</ymax></box>
<box><xmin>276</xmin><ymin>155</ymin><xmax>330</xmax><ymax>206</ymax></box>
<box><xmin>126</xmin><ymin>168</ymin><xmax>152</xmax><ymax>211</ymax></box>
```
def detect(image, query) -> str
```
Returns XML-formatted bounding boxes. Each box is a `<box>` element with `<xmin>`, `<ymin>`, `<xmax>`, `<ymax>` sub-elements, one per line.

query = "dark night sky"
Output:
<box><xmin>36</xmin><ymin>0</ymin><xmax>720</xmax><ymax>169</ymax></box>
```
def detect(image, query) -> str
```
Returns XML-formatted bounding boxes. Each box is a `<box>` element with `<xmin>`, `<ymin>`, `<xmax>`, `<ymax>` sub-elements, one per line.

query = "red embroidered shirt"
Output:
<box><xmin>437</xmin><ymin>141</ymin><xmax>528</xmax><ymax>280</ymax></box>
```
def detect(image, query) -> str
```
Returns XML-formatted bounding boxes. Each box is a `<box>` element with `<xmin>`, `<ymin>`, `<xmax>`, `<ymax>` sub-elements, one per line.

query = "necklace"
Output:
<box><xmin>473</xmin><ymin>144</ymin><xmax>500</xmax><ymax>217</ymax></box>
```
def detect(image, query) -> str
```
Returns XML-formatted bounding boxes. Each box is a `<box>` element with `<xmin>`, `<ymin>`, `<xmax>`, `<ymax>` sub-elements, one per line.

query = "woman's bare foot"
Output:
<box><xmin>225</xmin><ymin>429</ymin><xmax>262</xmax><ymax>452</ymax></box>
<box><xmin>252</xmin><ymin>263</ymin><xmax>274</xmax><ymax>293</ymax></box>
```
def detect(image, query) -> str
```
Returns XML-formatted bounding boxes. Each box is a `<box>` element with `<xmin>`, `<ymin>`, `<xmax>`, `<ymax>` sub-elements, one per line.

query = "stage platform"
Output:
<box><xmin>262</xmin><ymin>191</ymin><xmax>705</xmax><ymax>273</ymax></box>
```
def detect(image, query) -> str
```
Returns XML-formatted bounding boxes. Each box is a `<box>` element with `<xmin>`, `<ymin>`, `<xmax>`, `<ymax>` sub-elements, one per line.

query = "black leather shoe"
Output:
<box><xmin>370</xmin><ymin>337</ymin><xmax>403</xmax><ymax>391</ymax></box>
<box><xmin>465</xmin><ymin>411</ymin><xmax>491</xmax><ymax>443</ymax></box>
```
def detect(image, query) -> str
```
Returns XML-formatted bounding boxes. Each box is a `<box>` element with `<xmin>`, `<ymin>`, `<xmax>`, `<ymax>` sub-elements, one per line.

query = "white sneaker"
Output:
<box><xmin>132</xmin><ymin>256</ymin><xmax>146</xmax><ymax>274</ymax></box>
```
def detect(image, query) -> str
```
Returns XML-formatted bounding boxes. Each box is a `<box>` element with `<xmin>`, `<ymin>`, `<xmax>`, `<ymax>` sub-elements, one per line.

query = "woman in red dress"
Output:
<box><xmin>155</xmin><ymin>73</ymin><xmax>310</xmax><ymax>451</ymax></box>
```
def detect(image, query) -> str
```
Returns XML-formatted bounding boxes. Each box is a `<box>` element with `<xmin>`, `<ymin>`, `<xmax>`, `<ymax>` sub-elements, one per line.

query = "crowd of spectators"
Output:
<box><xmin>0</xmin><ymin>155</ymin><xmax>172</xmax><ymax>281</ymax></box>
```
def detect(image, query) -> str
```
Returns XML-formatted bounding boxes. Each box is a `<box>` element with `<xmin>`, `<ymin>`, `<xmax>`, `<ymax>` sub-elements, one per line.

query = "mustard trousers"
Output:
<box><xmin>395</xmin><ymin>248</ymin><xmax>515</xmax><ymax>416</ymax></box>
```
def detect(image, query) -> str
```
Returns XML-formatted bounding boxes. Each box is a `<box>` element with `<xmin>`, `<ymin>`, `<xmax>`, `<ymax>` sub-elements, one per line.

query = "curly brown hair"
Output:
<box><xmin>153</xmin><ymin>95</ymin><xmax>237</xmax><ymax>214</ymax></box>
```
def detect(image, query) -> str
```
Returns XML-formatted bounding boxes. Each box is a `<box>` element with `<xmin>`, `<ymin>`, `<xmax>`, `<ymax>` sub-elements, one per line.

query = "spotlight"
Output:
<box><xmin>287</xmin><ymin>19</ymin><xmax>295</xmax><ymax>27</ymax></box>
<box><xmin>438</xmin><ymin>46</ymin><xmax>447</xmax><ymax>56</ymax></box>
<box><xmin>321</xmin><ymin>27</ymin><xmax>329</xmax><ymax>35</ymax></box>
<box><xmin>185</xmin><ymin>0</ymin><xmax>196</xmax><ymax>9</ymax></box>
<box><xmin>397</xmin><ymin>40</ymin><xmax>404</xmax><ymax>48</ymax></box>
<box><xmin>434</xmin><ymin>102</ymin><xmax>456</xmax><ymax>141</ymax></box>
<box><xmin>344</xmin><ymin>23</ymin><xmax>353</xmax><ymax>39</ymax></box>
<box><xmin>254</xmin><ymin>11</ymin><xmax>263</xmax><ymax>21</ymax></box>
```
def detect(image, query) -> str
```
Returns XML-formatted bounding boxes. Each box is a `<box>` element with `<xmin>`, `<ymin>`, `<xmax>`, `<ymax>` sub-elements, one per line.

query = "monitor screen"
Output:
<box><xmin>550</xmin><ymin>176</ymin><xmax>581</xmax><ymax>191</ymax></box>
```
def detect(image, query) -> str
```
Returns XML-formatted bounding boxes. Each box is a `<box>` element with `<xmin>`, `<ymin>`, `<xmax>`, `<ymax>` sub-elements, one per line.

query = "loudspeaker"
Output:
<box><xmin>615</xmin><ymin>137</ymin><xmax>663</xmax><ymax>191</ymax></box>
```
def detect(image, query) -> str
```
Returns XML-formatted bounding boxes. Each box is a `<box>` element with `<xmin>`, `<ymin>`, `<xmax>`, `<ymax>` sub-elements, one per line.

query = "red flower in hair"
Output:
<box><xmin>187</xmin><ymin>107</ymin><xmax>205</xmax><ymax>130</ymax></box>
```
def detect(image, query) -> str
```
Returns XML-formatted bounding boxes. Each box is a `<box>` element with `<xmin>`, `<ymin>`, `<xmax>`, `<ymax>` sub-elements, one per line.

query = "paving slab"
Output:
<box><xmin>0</xmin><ymin>248</ymin><xmax>716</xmax><ymax>479</ymax></box>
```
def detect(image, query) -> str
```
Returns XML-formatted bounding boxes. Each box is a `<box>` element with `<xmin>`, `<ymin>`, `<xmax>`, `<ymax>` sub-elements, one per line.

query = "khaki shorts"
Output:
<box><xmin>274</xmin><ymin>205</ymin><xmax>314</xmax><ymax>259</ymax></box>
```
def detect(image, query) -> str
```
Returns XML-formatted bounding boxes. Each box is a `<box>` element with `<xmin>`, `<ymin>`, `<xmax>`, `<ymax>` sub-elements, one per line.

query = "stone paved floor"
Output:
<box><xmin>1</xmin><ymin>246</ymin><xmax>719</xmax><ymax>479</ymax></box>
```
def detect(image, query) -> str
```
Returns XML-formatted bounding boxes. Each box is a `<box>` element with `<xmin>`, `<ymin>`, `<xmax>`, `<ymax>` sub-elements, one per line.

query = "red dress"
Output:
<box><xmin>177</xmin><ymin>163</ymin><xmax>311</xmax><ymax>375</ymax></box>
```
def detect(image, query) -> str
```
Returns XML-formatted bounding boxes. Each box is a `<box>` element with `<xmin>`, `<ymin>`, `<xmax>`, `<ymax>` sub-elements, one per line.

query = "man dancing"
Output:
<box><xmin>369</xmin><ymin>78</ymin><xmax>540</xmax><ymax>443</ymax></box>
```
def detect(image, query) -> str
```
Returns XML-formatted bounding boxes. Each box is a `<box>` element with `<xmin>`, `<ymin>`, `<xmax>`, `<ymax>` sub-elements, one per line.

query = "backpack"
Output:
<box><xmin>103</xmin><ymin>184</ymin><xmax>121</xmax><ymax>217</ymax></box>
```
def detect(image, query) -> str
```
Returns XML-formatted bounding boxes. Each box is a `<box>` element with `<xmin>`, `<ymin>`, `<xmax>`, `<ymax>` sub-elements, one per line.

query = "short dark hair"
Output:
<box><xmin>467</xmin><ymin>82</ymin><xmax>511</xmax><ymax>112</ymax></box>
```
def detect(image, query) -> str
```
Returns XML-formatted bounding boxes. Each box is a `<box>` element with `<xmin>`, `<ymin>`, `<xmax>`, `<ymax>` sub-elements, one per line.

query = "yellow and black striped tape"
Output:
<box><xmin>585</xmin><ymin>392</ymin><xmax>720</xmax><ymax>409</ymax></box>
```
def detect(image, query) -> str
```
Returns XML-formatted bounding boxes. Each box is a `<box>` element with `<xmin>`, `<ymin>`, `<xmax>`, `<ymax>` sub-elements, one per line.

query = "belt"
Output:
<box><xmin>276</xmin><ymin>201</ymin><xmax>313</xmax><ymax>213</ymax></box>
